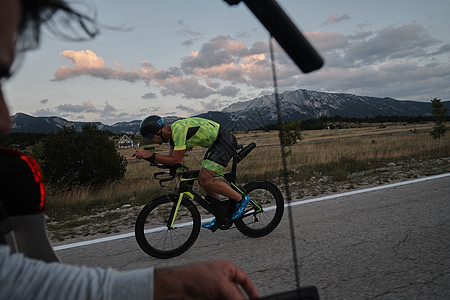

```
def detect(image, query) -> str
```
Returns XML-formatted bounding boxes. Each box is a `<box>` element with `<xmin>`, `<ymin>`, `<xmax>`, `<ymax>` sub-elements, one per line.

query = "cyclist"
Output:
<box><xmin>132</xmin><ymin>116</ymin><xmax>252</xmax><ymax>229</ymax></box>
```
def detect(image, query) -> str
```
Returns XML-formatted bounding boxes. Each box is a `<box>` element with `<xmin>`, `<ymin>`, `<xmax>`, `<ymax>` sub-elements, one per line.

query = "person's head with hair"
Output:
<box><xmin>0</xmin><ymin>0</ymin><xmax>98</xmax><ymax>134</ymax></box>
<box><xmin>17</xmin><ymin>0</ymin><xmax>99</xmax><ymax>51</ymax></box>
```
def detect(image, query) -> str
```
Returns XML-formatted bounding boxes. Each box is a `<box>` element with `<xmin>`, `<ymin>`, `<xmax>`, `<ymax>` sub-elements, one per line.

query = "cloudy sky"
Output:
<box><xmin>4</xmin><ymin>0</ymin><xmax>450</xmax><ymax>125</ymax></box>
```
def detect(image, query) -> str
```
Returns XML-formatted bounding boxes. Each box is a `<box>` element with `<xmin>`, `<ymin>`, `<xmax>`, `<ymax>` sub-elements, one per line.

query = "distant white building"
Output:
<box><xmin>118</xmin><ymin>135</ymin><xmax>138</xmax><ymax>148</ymax></box>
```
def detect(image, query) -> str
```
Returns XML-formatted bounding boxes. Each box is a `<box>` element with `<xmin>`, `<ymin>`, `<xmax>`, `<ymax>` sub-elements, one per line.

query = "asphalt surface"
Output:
<box><xmin>55</xmin><ymin>175</ymin><xmax>450</xmax><ymax>299</ymax></box>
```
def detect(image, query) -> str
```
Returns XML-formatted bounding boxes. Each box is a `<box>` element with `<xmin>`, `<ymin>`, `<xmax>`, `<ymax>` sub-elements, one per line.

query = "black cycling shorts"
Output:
<box><xmin>202</xmin><ymin>126</ymin><xmax>237</xmax><ymax>172</ymax></box>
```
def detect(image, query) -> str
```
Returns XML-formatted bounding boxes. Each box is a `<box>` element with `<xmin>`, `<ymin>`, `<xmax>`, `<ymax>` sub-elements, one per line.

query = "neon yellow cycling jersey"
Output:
<box><xmin>171</xmin><ymin>117</ymin><xmax>220</xmax><ymax>151</ymax></box>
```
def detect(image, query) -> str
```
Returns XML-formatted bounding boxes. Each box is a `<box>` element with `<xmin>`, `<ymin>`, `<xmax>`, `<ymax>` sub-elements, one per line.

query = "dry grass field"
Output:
<box><xmin>45</xmin><ymin>121</ymin><xmax>450</xmax><ymax>242</ymax></box>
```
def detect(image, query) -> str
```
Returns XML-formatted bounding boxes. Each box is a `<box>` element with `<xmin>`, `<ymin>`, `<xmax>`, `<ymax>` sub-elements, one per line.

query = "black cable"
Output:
<box><xmin>269</xmin><ymin>36</ymin><xmax>302</xmax><ymax>293</ymax></box>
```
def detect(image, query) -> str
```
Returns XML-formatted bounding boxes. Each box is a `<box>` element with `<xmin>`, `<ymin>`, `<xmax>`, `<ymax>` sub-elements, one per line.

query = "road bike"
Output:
<box><xmin>135</xmin><ymin>142</ymin><xmax>284</xmax><ymax>259</ymax></box>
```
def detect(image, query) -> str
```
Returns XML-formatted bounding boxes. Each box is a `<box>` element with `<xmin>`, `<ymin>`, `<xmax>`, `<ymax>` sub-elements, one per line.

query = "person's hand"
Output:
<box><xmin>154</xmin><ymin>259</ymin><xmax>260</xmax><ymax>300</ymax></box>
<box><xmin>132</xmin><ymin>150</ymin><xmax>152</xmax><ymax>159</ymax></box>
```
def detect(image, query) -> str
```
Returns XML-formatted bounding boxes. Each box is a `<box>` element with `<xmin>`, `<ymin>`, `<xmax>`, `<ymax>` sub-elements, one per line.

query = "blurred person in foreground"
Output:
<box><xmin>0</xmin><ymin>0</ymin><xmax>259</xmax><ymax>299</ymax></box>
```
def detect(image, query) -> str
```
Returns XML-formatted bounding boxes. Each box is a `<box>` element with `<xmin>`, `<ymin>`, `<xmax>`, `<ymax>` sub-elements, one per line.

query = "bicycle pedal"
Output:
<box><xmin>218</xmin><ymin>219</ymin><xmax>233</xmax><ymax>230</ymax></box>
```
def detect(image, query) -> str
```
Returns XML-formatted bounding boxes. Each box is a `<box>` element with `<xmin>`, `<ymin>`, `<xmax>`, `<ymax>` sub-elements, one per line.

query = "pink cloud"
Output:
<box><xmin>51</xmin><ymin>42</ymin><xmax>272</xmax><ymax>99</ymax></box>
<box><xmin>53</xmin><ymin>50</ymin><xmax>142</xmax><ymax>82</ymax></box>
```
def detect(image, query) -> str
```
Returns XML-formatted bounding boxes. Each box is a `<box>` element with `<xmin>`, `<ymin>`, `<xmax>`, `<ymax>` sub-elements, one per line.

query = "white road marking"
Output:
<box><xmin>53</xmin><ymin>173</ymin><xmax>450</xmax><ymax>251</ymax></box>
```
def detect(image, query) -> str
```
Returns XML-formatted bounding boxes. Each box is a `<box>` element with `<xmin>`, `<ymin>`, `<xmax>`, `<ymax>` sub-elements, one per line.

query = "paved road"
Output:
<box><xmin>56</xmin><ymin>175</ymin><xmax>450</xmax><ymax>299</ymax></box>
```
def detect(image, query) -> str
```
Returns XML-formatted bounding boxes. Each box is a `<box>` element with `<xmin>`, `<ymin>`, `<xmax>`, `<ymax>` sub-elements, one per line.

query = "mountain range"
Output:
<box><xmin>10</xmin><ymin>89</ymin><xmax>449</xmax><ymax>133</ymax></box>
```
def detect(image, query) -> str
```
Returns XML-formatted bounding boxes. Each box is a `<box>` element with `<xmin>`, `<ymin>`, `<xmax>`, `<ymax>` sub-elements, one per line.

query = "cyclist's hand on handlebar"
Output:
<box><xmin>154</xmin><ymin>259</ymin><xmax>259</xmax><ymax>300</ymax></box>
<box><xmin>132</xmin><ymin>149</ymin><xmax>153</xmax><ymax>160</ymax></box>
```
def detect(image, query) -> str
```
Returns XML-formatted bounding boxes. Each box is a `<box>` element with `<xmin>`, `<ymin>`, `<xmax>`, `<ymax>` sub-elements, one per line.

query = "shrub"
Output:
<box><xmin>40</xmin><ymin>124</ymin><xmax>127</xmax><ymax>187</ymax></box>
<box><xmin>430</xmin><ymin>98</ymin><xmax>448</xmax><ymax>139</ymax></box>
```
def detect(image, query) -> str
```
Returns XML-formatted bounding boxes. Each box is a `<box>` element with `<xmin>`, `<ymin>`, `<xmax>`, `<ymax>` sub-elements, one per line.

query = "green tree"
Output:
<box><xmin>279</xmin><ymin>120</ymin><xmax>302</xmax><ymax>156</ymax></box>
<box><xmin>41</xmin><ymin>125</ymin><xmax>127</xmax><ymax>187</ymax></box>
<box><xmin>430</xmin><ymin>98</ymin><xmax>448</xmax><ymax>139</ymax></box>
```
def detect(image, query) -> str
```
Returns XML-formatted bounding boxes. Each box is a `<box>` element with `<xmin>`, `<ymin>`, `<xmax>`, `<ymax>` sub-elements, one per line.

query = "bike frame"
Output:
<box><xmin>167</xmin><ymin>172</ymin><xmax>240</xmax><ymax>228</ymax></box>
<box><xmin>166</xmin><ymin>155</ymin><xmax>262</xmax><ymax>229</ymax></box>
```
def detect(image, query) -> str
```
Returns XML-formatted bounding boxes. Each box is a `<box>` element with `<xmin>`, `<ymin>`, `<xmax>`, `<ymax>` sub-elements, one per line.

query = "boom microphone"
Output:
<box><xmin>224</xmin><ymin>0</ymin><xmax>324</xmax><ymax>73</ymax></box>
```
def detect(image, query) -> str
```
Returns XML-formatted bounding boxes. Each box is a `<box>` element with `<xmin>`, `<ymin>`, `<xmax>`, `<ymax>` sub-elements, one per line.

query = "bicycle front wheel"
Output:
<box><xmin>135</xmin><ymin>194</ymin><xmax>201</xmax><ymax>259</ymax></box>
<box><xmin>234</xmin><ymin>181</ymin><xmax>284</xmax><ymax>238</ymax></box>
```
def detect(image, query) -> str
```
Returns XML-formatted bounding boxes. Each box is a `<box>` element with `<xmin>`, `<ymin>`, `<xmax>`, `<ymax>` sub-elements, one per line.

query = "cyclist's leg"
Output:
<box><xmin>199</xmin><ymin>167</ymin><xmax>239</xmax><ymax>230</ymax></box>
<box><xmin>199</xmin><ymin>167</ymin><xmax>241</xmax><ymax>201</ymax></box>
<box><xmin>199</xmin><ymin>167</ymin><xmax>250</xmax><ymax>220</ymax></box>
<box><xmin>199</xmin><ymin>126</ymin><xmax>241</xmax><ymax>200</ymax></box>
<box><xmin>199</xmin><ymin>127</ymin><xmax>252</xmax><ymax>219</ymax></box>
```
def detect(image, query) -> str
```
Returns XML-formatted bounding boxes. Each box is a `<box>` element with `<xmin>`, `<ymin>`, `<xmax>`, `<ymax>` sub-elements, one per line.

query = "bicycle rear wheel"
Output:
<box><xmin>135</xmin><ymin>194</ymin><xmax>201</xmax><ymax>259</ymax></box>
<box><xmin>234</xmin><ymin>181</ymin><xmax>284</xmax><ymax>238</ymax></box>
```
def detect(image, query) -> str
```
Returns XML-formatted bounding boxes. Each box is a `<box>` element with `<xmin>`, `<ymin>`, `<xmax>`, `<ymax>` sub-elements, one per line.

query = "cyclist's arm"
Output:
<box><xmin>132</xmin><ymin>149</ymin><xmax>185</xmax><ymax>165</ymax></box>
<box><xmin>154</xmin><ymin>149</ymin><xmax>185</xmax><ymax>165</ymax></box>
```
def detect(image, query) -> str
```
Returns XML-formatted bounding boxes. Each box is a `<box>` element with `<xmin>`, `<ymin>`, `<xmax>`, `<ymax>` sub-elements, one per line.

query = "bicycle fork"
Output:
<box><xmin>166</xmin><ymin>193</ymin><xmax>186</xmax><ymax>229</ymax></box>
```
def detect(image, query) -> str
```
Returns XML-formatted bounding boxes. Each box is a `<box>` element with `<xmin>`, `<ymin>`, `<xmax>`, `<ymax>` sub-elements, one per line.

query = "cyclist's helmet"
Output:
<box><xmin>140</xmin><ymin>115</ymin><xmax>164</xmax><ymax>140</ymax></box>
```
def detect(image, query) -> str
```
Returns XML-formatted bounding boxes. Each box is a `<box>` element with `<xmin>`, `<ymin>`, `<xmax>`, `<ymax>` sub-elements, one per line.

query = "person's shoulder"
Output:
<box><xmin>187</xmin><ymin>117</ymin><xmax>214</xmax><ymax>124</ymax></box>
<box><xmin>179</xmin><ymin>117</ymin><xmax>200</xmax><ymax>122</ymax></box>
<box><xmin>171</xmin><ymin>119</ymin><xmax>186</xmax><ymax>129</ymax></box>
